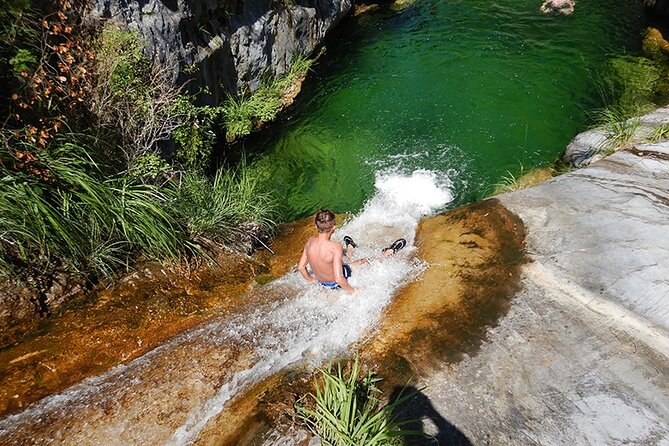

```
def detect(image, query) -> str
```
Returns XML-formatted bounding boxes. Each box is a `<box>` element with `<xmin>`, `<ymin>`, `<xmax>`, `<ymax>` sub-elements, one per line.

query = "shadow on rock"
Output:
<box><xmin>391</xmin><ymin>386</ymin><xmax>471</xmax><ymax>446</ymax></box>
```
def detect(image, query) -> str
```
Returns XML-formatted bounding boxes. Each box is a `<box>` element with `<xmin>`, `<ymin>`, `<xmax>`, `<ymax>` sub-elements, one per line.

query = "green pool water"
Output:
<box><xmin>245</xmin><ymin>0</ymin><xmax>645</xmax><ymax>219</ymax></box>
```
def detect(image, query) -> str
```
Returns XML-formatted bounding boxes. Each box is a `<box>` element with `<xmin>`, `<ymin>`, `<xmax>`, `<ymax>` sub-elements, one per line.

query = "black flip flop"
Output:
<box><xmin>343</xmin><ymin>235</ymin><xmax>357</xmax><ymax>249</ymax></box>
<box><xmin>383</xmin><ymin>238</ymin><xmax>406</xmax><ymax>254</ymax></box>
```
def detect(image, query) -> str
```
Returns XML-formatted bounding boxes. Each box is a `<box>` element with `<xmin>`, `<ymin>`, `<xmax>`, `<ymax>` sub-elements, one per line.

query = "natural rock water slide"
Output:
<box><xmin>3</xmin><ymin>142</ymin><xmax>667</xmax><ymax>444</ymax></box>
<box><xmin>377</xmin><ymin>142</ymin><xmax>669</xmax><ymax>445</ymax></box>
<box><xmin>0</xmin><ymin>170</ymin><xmax>455</xmax><ymax>445</ymax></box>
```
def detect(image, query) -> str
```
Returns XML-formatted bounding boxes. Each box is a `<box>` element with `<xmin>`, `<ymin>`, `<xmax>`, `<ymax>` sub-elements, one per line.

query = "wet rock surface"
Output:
<box><xmin>2</xmin><ymin>143</ymin><xmax>669</xmax><ymax>443</ymax></box>
<box><xmin>233</xmin><ymin>144</ymin><xmax>669</xmax><ymax>445</ymax></box>
<box><xmin>0</xmin><ymin>219</ymin><xmax>308</xmax><ymax>418</ymax></box>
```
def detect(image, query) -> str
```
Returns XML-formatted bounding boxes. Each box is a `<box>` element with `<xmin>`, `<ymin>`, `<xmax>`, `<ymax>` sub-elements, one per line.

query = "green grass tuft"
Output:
<box><xmin>592</xmin><ymin>107</ymin><xmax>642</xmax><ymax>152</ymax></box>
<box><xmin>170</xmin><ymin>161</ymin><xmax>279</xmax><ymax>249</ymax></box>
<box><xmin>296</xmin><ymin>356</ymin><xmax>421</xmax><ymax>446</ymax></box>
<box><xmin>0</xmin><ymin>135</ymin><xmax>183</xmax><ymax>279</ymax></box>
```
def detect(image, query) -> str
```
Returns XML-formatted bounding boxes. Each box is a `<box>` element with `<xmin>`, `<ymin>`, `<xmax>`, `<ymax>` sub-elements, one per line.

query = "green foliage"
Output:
<box><xmin>494</xmin><ymin>169</ymin><xmax>523</xmax><ymax>195</ymax></box>
<box><xmin>9</xmin><ymin>48</ymin><xmax>36</xmax><ymax>76</ymax></box>
<box><xmin>128</xmin><ymin>153</ymin><xmax>171</xmax><ymax>182</ymax></box>
<box><xmin>222</xmin><ymin>94</ymin><xmax>260</xmax><ymax>140</ymax></box>
<box><xmin>592</xmin><ymin>107</ymin><xmax>641</xmax><ymax>151</ymax></box>
<box><xmin>0</xmin><ymin>0</ymin><xmax>38</xmax><ymax>109</ymax></box>
<box><xmin>171</xmin><ymin>95</ymin><xmax>221</xmax><ymax>171</ymax></box>
<box><xmin>0</xmin><ymin>135</ymin><xmax>184</xmax><ymax>279</ymax></box>
<box><xmin>296</xmin><ymin>357</ymin><xmax>420</xmax><ymax>446</ymax></box>
<box><xmin>170</xmin><ymin>161</ymin><xmax>278</xmax><ymax>247</ymax></box>
<box><xmin>0</xmin><ymin>0</ymin><xmax>37</xmax><ymax>60</ymax></box>
<box><xmin>223</xmin><ymin>55</ymin><xmax>314</xmax><ymax>140</ymax></box>
<box><xmin>97</xmin><ymin>27</ymin><xmax>151</xmax><ymax>98</ymax></box>
<box><xmin>647</xmin><ymin>124</ymin><xmax>669</xmax><ymax>142</ymax></box>
<box><xmin>597</xmin><ymin>56</ymin><xmax>661</xmax><ymax>117</ymax></box>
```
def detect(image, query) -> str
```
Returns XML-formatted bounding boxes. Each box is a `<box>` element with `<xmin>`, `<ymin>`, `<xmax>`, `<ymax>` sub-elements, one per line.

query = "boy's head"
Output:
<box><xmin>314</xmin><ymin>209</ymin><xmax>336</xmax><ymax>233</ymax></box>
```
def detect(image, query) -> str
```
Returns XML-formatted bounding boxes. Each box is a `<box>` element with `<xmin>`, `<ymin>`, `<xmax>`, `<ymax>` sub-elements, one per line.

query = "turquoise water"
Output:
<box><xmin>245</xmin><ymin>0</ymin><xmax>645</xmax><ymax>219</ymax></box>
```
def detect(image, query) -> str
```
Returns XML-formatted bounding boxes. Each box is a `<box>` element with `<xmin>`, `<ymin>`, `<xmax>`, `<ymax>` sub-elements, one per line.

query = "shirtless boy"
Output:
<box><xmin>297</xmin><ymin>209</ymin><xmax>406</xmax><ymax>293</ymax></box>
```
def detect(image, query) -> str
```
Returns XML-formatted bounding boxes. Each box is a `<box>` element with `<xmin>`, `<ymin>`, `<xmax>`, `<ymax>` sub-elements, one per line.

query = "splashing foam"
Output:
<box><xmin>172</xmin><ymin>169</ymin><xmax>453</xmax><ymax>444</ymax></box>
<box><xmin>0</xmin><ymin>170</ymin><xmax>453</xmax><ymax>446</ymax></box>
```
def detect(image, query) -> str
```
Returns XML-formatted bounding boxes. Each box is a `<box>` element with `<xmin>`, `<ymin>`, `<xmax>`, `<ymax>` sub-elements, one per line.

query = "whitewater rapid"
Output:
<box><xmin>0</xmin><ymin>169</ymin><xmax>453</xmax><ymax>445</ymax></box>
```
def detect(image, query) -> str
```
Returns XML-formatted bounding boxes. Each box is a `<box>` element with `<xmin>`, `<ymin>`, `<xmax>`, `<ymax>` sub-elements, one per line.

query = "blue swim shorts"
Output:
<box><xmin>318</xmin><ymin>264</ymin><xmax>352</xmax><ymax>289</ymax></box>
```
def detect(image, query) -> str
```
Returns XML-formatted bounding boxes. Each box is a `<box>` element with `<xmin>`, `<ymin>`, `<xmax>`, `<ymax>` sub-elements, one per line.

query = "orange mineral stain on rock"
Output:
<box><xmin>188</xmin><ymin>201</ymin><xmax>528</xmax><ymax>444</ymax></box>
<box><xmin>0</xmin><ymin>219</ymin><xmax>314</xmax><ymax>418</ymax></box>
<box><xmin>363</xmin><ymin>198</ymin><xmax>527</xmax><ymax>380</ymax></box>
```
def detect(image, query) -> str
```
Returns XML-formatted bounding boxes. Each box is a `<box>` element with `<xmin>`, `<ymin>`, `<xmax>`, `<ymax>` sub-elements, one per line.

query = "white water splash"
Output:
<box><xmin>0</xmin><ymin>169</ymin><xmax>454</xmax><ymax>446</ymax></box>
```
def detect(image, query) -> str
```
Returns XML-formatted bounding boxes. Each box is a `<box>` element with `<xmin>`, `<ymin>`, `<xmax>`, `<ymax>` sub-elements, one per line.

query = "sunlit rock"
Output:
<box><xmin>563</xmin><ymin>106</ymin><xmax>669</xmax><ymax>167</ymax></box>
<box><xmin>539</xmin><ymin>0</ymin><xmax>575</xmax><ymax>15</ymax></box>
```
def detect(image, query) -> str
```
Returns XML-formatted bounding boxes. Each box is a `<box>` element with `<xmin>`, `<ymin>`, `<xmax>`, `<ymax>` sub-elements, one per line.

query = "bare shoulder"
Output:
<box><xmin>328</xmin><ymin>240</ymin><xmax>343</xmax><ymax>252</ymax></box>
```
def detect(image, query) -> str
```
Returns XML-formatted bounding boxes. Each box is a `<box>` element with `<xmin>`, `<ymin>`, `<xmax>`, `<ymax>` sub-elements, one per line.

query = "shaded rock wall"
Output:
<box><xmin>645</xmin><ymin>0</ymin><xmax>669</xmax><ymax>19</ymax></box>
<box><xmin>88</xmin><ymin>0</ymin><xmax>352</xmax><ymax>103</ymax></box>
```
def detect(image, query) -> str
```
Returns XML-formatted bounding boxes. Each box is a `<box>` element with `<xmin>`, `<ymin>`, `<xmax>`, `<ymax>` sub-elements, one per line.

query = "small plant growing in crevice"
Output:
<box><xmin>493</xmin><ymin>163</ymin><xmax>554</xmax><ymax>195</ymax></box>
<box><xmin>646</xmin><ymin>124</ymin><xmax>669</xmax><ymax>142</ymax></box>
<box><xmin>592</xmin><ymin>107</ymin><xmax>641</xmax><ymax>153</ymax></box>
<box><xmin>222</xmin><ymin>54</ymin><xmax>315</xmax><ymax>140</ymax></box>
<box><xmin>295</xmin><ymin>356</ymin><xmax>420</xmax><ymax>446</ymax></box>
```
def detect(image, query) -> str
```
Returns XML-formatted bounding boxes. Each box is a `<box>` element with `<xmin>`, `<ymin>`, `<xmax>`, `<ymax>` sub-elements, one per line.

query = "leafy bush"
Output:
<box><xmin>223</xmin><ymin>55</ymin><xmax>314</xmax><ymax>140</ymax></box>
<box><xmin>171</xmin><ymin>95</ymin><xmax>221</xmax><ymax>171</ymax></box>
<box><xmin>170</xmin><ymin>161</ymin><xmax>278</xmax><ymax>248</ymax></box>
<box><xmin>0</xmin><ymin>135</ymin><xmax>184</xmax><ymax>279</ymax></box>
<box><xmin>296</xmin><ymin>357</ymin><xmax>419</xmax><ymax>446</ymax></box>
<box><xmin>597</xmin><ymin>56</ymin><xmax>661</xmax><ymax>117</ymax></box>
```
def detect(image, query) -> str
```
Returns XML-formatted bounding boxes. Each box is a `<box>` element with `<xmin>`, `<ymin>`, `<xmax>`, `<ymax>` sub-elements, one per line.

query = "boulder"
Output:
<box><xmin>87</xmin><ymin>0</ymin><xmax>352</xmax><ymax>102</ymax></box>
<box><xmin>563</xmin><ymin>106</ymin><xmax>669</xmax><ymax>166</ymax></box>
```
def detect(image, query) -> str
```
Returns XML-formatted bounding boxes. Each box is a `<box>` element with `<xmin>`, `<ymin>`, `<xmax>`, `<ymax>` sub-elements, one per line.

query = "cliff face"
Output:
<box><xmin>88</xmin><ymin>0</ymin><xmax>352</xmax><ymax>102</ymax></box>
<box><xmin>646</xmin><ymin>0</ymin><xmax>669</xmax><ymax>19</ymax></box>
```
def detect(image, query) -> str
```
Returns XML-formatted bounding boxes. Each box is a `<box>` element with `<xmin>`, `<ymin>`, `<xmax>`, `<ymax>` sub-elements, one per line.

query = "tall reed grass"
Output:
<box><xmin>0</xmin><ymin>136</ymin><xmax>183</xmax><ymax>279</ymax></box>
<box><xmin>0</xmin><ymin>135</ymin><xmax>278</xmax><ymax>280</ymax></box>
<box><xmin>296</xmin><ymin>357</ymin><xmax>420</xmax><ymax>446</ymax></box>
<box><xmin>170</xmin><ymin>161</ymin><xmax>278</xmax><ymax>248</ymax></box>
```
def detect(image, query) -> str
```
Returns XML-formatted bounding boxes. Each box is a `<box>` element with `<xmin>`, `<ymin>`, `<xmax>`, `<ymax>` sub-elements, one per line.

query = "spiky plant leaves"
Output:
<box><xmin>296</xmin><ymin>356</ymin><xmax>422</xmax><ymax>446</ymax></box>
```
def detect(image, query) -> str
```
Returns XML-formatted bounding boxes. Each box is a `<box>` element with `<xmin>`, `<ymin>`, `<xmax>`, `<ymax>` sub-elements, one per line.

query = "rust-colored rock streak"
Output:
<box><xmin>0</xmin><ymin>219</ymin><xmax>311</xmax><ymax>418</ymax></box>
<box><xmin>364</xmin><ymin>198</ymin><xmax>527</xmax><ymax>379</ymax></box>
<box><xmin>189</xmin><ymin>200</ymin><xmax>528</xmax><ymax>445</ymax></box>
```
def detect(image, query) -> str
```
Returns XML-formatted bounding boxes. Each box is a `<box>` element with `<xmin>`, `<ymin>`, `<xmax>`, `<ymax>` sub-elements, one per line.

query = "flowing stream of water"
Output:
<box><xmin>0</xmin><ymin>0</ymin><xmax>648</xmax><ymax>443</ymax></box>
<box><xmin>0</xmin><ymin>170</ymin><xmax>453</xmax><ymax>445</ymax></box>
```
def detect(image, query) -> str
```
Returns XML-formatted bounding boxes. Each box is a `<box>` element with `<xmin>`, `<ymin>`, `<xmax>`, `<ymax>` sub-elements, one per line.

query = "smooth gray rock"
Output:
<box><xmin>505</xmin><ymin>144</ymin><xmax>669</xmax><ymax>328</ymax></box>
<box><xmin>87</xmin><ymin>0</ymin><xmax>352</xmax><ymax>102</ymax></box>
<box><xmin>427</xmin><ymin>143</ymin><xmax>669</xmax><ymax>444</ymax></box>
<box><xmin>563</xmin><ymin>107</ymin><xmax>669</xmax><ymax>167</ymax></box>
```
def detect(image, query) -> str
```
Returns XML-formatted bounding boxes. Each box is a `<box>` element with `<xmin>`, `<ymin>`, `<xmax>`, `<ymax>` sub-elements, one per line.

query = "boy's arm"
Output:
<box><xmin>297</xmin><ymin>244</ymin><xmax>315</xmax><ymax>284</ymax></box>
<box><xmin>333</xmin><ymin>244</ymin><xmax>356</xmax><ymax>294</ymax></box>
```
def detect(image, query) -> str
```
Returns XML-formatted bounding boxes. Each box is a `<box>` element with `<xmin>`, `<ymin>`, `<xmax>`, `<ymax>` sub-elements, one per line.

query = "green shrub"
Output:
<box><xmin>171</xmin><ymin>95</ymin><xmax>221</xmax><ymax>171</ymax></box>
<box><xmin>170</xmin><ymin>161</ymin><xmax>278</xmax><ymax>248</ymax></box>
<box><xmin>0</xmin><ymin>135</ymin><xmax>184</xmax><ymax>279</ymax></box>
<box><xmin>223</xmin><ymin>55</ymin><xmax>314</xmax><ymax>140</ymax></box>
<box><xmin>296</xmin><ymin>357</ymin><xmax>420</xmax><ymax>446</ymax></box>
<box><xmin>128</xmin><ymin>152</ymin><xmax>171</xmax><ymax>182</ymax></box>
<box><xmin>8</xmin><ymin>48</ymin><xmax>36</xmax><ymax>76</ymax></box>
<box><xmin>597</xmin><ymin>56</ymin><xmax>661</xmax><ymax>117</ymax></box>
